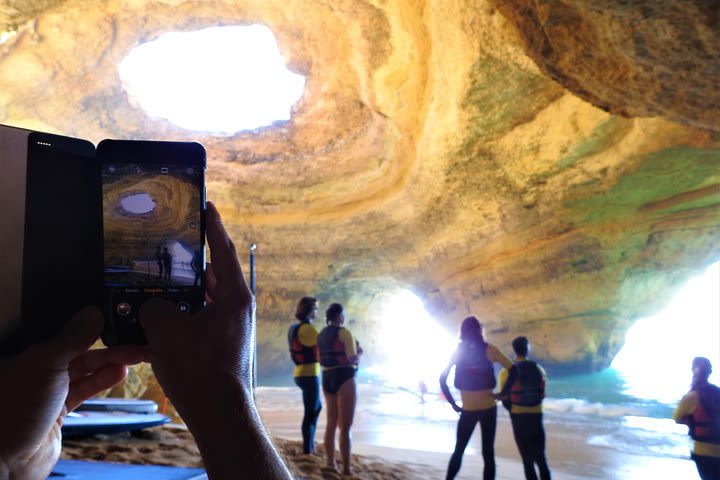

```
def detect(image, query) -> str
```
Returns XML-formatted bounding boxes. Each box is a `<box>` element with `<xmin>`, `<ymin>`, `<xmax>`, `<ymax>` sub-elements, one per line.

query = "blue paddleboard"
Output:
<box><xmin>76</xmin><ymin>398</ymin><xmax>158</xmax><ymax>414</ymax></box>
<box><xmin>49</xmin><ymin>459</ymin><xmax>206</xmax><ymax>479</ymax></box>
<box><xmin>62</xmin><ymin>411</ymin><xmax>170</xmax><ymax>437</ymax></box>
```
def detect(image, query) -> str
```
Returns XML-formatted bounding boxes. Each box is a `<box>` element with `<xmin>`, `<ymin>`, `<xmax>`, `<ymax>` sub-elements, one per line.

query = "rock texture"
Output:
<box><xmin>1</xmin><ymin>0</ymin><xmax>719</xmax><ymax>379</ymax></box>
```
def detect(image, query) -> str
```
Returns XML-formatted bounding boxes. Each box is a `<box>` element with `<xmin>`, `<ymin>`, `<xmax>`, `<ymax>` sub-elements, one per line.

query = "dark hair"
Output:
<box><xmin>693</xmin><ymin>356</ymin><xmax>713</xmax><ymax>375</ymax></box>
<box><xmin>512</xmin><ymin>336</ymin><xmax>529</xmax><ymax>356</ymax></box>
<box><xmin>295</xmin><ymin>297</ymin><xmax>317</xmax><ymax>321</ymax></box>
<box><xmin>459</xmin><ymin>316</ymin><xmax>485</xmax><ymax>345</ymax></box>
<box><xmin>326</xmin><ymin>303</ymin><xmax>344</xmax><ymax>324</ymax></box>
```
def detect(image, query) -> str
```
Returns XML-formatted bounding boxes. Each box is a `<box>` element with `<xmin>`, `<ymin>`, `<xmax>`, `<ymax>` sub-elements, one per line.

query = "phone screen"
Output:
<box><xmin>99</xmin><ymin>141</ymin><xmax>205</xmax><ymax>345</ymax></box>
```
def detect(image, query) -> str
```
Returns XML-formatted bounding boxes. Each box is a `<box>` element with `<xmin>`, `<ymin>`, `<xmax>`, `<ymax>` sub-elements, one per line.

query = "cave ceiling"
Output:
<box><xmin>1</xmin><ymin>0</ymin><xmax>719</xmax><ymax>374</ymax></box>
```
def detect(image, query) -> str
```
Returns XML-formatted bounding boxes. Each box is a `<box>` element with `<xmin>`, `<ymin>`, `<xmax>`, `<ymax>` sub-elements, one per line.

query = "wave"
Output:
<box><xmin>543</xmin><ymin>397</ymin><xmax>650</xmax><ymax>417</ymax></box>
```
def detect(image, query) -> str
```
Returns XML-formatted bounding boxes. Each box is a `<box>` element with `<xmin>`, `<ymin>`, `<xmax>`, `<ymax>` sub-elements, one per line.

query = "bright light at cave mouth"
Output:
<box><xmin>612</xmin><ymin>262</ymin><xmax>720</xmax><ymax>403</ymax></box>
<box><xmin>118</xmin><ymin>25</ymin><xmax>306</xmax><ymax>134</ymax></box>
<box><xmin>370</xmin><ymin>290</ymin><xmax>457</xmax><ymax>388</ymax></box>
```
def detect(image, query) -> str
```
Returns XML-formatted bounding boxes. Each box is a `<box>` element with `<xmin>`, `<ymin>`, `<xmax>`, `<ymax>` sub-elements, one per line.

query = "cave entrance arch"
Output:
<box><xmin>119</xmin><ymin>25</ymin><xmax>306</xmax><ymax>133</ymax></box>
<box><xmin>366</xmin><ymin>289</ymin><xmax>456</xmax><ymax>389</ymax></box>
<box><xmin>611</xmin><ymin>262</ymin><xmax>720</xmax><ymax>403</ymax></box>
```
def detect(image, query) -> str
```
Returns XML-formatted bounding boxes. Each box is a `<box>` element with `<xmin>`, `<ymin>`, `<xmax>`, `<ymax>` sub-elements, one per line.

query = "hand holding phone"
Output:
<box><xmin>98</xmin><ymin>140</ymin><xmax>206</xmax><ymax>345</ymax></box>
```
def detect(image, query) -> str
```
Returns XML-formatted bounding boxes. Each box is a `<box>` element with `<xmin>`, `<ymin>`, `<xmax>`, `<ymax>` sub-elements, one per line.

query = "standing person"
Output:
<box><xmin>318</xmin><ymin>303</ymin><xmax>363</xmax><ymax>475</ymax></box>
<box><xmin>155</xmin><ymin>246</ymin><xmax>163</xmax><ymax>280</ymax></box>
<box><xmin>440</xmin><ymin>316</ymin><xmax>513</xmax><ymax>480</ymax></box>
<box><xmin>496</xmin><ymin>336</ymin><xmax>552</xmax><ymax>480</ymax></box>
<box><xmin>161</xmin><ymin>247</ymin><xmax>172</xmax><ymax>284</ymax></box>
<box><xmin>674</xmin><ymin>357</ymin><xmax>720</xmax><ymax>480</ymax></box>
<box><xmin>288</xmin><ymin>296</ymin><xmax>322</xmax><ymax>454</ymax></box>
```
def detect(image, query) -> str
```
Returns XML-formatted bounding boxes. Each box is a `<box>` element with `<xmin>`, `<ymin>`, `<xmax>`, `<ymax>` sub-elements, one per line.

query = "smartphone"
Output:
<box><xmin>97</xmin><ymin>140</ymin><xmax>206</xmax><ymax>345</ymax></box>
<box><xmin>0</xmin><ymin>125</ymin><xmax>101</xmax><ymax>354</ymax></box>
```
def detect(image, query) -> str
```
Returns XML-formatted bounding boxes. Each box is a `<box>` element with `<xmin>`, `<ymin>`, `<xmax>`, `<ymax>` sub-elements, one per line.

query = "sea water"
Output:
<box><xmin>257</xmin><ymin>368</ymin><xmax>694</xmax><ymax>461</ymax></box>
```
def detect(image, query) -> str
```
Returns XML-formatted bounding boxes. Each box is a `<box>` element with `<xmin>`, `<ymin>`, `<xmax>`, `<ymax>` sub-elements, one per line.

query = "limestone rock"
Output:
<box><xmin>0</xmin><ymin>0</ymin><xmax>718</xmax><ymax>382</ymax></box>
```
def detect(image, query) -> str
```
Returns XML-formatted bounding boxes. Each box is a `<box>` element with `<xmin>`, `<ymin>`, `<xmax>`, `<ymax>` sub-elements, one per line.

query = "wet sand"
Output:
<box><xmin>60</xmin><ymin>383</ymin><xmax>699</xmax><ymax>479</ymax></box>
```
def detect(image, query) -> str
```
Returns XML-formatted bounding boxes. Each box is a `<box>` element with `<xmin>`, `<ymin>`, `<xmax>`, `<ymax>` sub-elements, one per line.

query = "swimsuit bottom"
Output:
<box><xmin>322</xmin><ymin>366</ymin><xmax>356</xmax><ymax>395</ymax></box>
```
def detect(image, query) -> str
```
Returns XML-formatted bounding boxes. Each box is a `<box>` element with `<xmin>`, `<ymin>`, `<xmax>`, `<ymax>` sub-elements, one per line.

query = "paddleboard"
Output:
<box><xmin>50</xmin><ymin>459</ymin><xmax>206</xmax><ymax>479</ymax></box>
<box><xmin>77</xmin><ymin>398</ymin><xmax>158</xmax><ymax>414</ymax></box>
<box><xmin>62</xmin><ymin>411</ymin><xmax>170</xmax><ymax>437</ymax></box>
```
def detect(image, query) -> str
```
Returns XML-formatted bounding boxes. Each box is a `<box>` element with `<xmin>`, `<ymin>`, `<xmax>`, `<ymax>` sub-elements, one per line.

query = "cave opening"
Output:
<box><xmin>118</xmin><ymin>25</ymin><xmax>306</xmax><ymax>134</ymax></box>
<box><xmin>367</xmin><ymin>289</ymin><xmax>457</xmax><ymax>389</ymax></box>
<box><xmin>120</xmin><ymin>193</ymin><xmax>155</xmax><ymax>214</ymax></box>
<box><xmin>611</xmin><ymin>261</ymin><xmax>720</xmax><ymax>404</ymax></box>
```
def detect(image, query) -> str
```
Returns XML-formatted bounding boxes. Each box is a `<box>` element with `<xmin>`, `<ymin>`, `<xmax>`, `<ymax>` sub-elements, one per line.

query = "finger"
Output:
<box><xmin>36</xmin><ymin>306</ymin><xmax>104</xmax><ymax>369</ymax></box>
<box><xmin>205</xmin><ymin>201</ymin><xmax>248</xmax><ymax>291</ymax></box>
<box><xmin>68</xmin><ymin>345</ymin><xmax>148</xmax><ymax>382</ymax></box>
<box><xmin>65</xmin><ymin>364</ymin><xmax>127</xmax><ymax>412</ymax></box>
<box><xmin>139</xmin><ymin>297</ymin><xmax>186</xmax><ymax>346</ymax></box>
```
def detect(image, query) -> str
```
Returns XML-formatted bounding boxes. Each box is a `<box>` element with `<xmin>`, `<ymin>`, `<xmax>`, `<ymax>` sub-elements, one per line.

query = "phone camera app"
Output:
<box><xmin>186</xmin><ymin>168</ymin><xmax>194</xmax><ymax>175</ymax></box>
<box><xmin>160</xmin><ymin>167</ymin><xmax>169</xmax><ymax>174</ymax></box>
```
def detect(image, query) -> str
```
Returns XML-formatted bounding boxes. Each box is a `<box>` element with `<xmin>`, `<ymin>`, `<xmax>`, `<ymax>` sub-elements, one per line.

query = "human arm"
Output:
<box><xmin>139</xmin><ymin>201</ymin><xmax>292</xmax><ymax>480</ymax></box>
<box><xmin>487</xmin><ymin>344</ymin><xmax>513</xmax><ymax>370</ymax></box>
<box><xmin>339</xmin><ymin>328</ymin><xmax>360</xmax><ymax>364</ymax></box>
<box><xmin>0</xmin><ymin>308</ymin><xmax>147</xmax><ymax>480</ymax></box>
<box><xmin>673</xmin><ymin>391</ymin><xmax>697</xmax><ymax>425</ymax></box>
<box><xmin>439</xmin><ymin>354</ymin><xmax>462</xmax><ymax>413</ymax></box>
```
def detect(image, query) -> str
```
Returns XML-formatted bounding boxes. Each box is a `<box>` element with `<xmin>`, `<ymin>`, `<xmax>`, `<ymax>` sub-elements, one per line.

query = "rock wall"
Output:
<box><xmin>1</xmin><ymin>0</ymin><xmax>718</xmax><ymax>381</ymax></box>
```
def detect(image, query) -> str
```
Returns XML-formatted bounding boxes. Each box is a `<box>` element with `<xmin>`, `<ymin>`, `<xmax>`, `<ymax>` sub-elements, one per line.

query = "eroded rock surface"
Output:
<box><xmin>1</xmin><ymin>0</ymin><xmax>718</xmax><ymax>380</ymax></box>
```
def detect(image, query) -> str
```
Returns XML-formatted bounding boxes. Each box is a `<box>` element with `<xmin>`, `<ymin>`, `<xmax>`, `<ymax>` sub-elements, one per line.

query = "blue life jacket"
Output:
<box><xmin>454</xmin><ymin>341</ymin><xmax>496</xmax><ymax>390</ymax></box>
<box><xmin>510</xmin><ymin>360</ymin><xmax>545</xmax><ymax>406</ymax></box>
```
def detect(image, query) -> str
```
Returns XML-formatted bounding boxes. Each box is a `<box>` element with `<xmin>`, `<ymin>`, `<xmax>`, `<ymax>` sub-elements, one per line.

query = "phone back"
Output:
<box><xmin>0</xmin><ymin>125</ymin><xmax>30</xmax><ymax>337</ymax></box>
<box><xmin>0</xmin><ymin>125</ymin><xmax>100</xmax><ymax>353</ymax></box>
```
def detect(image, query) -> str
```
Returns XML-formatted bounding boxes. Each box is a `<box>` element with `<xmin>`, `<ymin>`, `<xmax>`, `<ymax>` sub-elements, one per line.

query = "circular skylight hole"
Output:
<box><xmin>121</xmin><ymin>193</ymin><xmax>156</xmax><ymax>214</ymax></box>
<box><xmin>119</xmin><ymin>25</ymin><xmax>306</xmax><ymax>134</ymax></box>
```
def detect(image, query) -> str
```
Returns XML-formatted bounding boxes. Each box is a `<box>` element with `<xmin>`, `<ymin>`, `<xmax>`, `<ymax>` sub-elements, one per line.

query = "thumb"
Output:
<box><xmin>41</xmin><ymin>306</ymin><xmax>104</xmax><ymax>369</ymax></box>
<box><xmin>139</xmin><ymin>297</ymin><xmax>186</xmax><ymax>346</ymax></box>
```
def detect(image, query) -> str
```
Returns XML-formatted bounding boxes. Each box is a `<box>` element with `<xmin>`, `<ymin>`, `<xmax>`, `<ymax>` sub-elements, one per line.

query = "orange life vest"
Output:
<box><xmin>509</xmin><ymin>360</ymin><xmax>545</xmax><ymax>407</ymax></box>
<box><xmin>287</xmin><ymin>322</ymin><xmax>319</xmax><ymax>366</ymax></box>
<box><xmin>317</xmin><ymin>326</ymin><xmax>350</xmax><ymax>367</ymax></box>
<box><xmin>690</xmin><ymin>384</ymin><xmax>720</xmax><ymax>444</ymax></box>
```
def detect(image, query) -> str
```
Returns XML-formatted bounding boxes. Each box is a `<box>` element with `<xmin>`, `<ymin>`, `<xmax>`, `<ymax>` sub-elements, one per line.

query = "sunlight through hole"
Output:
<box><xmin>119</xmin><ymin>25</ymin><xmax>306</xmax><ymax>134</ymax></box>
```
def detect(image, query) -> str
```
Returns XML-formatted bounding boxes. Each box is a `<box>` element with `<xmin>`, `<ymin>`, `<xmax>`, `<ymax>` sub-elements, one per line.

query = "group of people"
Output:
<box><xmin>154</xmin><ymin>245</ymin><xmax>173</xmax><ymax>283</ymax></box>
<box><xmin>439</xmin><ymin>316</ymin><xmax>551</xmax><ymax>480</ymax></box>
<box><xmin>0</xmin><ymin>201</ymin><xmax>717</xmax><ymax>480</ymax></box>
<box><xmin>287</xmin><ymin>302</ymin><xmax>552</xmax><ymax>480</ymax></box>
<box><xmin>153</xmin><ymin>246</ymin><xmax>203</xmax><ymax>286</ymax></box>
<box><xmin>288</xmin><ymin>297</ymin><xmax>363</xmax><ymax>476</ymax></box>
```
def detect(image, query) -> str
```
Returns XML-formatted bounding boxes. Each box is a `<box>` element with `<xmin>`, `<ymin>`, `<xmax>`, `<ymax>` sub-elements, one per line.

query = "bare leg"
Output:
<box><xmin>337</xmin><ymin>377</ymin><xmax>357</xmax><ymax>475</ymax></box>
<box><xmin>323</xmin><ymin>391</ymin><xmax>338</xmax><ymax>470</ymax></box>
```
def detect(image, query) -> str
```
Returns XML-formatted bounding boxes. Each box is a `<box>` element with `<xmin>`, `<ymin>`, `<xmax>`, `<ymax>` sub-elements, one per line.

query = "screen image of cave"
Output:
<box><xmin>102</xmin><ymin>163</ymin><xmax>202</xmax><ymax>288</ymax></box>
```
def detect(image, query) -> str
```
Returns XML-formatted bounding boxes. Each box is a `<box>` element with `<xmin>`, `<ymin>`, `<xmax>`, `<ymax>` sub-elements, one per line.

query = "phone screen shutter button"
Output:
<box><xmin>116</xmin><ymin>302</ymin><xmax>132</xmax><ymax>316</ymax></box>
<box><xmin>177</xmin><ymin>301</ymin><xmax>190</xmax><ymax>313</ymax></box>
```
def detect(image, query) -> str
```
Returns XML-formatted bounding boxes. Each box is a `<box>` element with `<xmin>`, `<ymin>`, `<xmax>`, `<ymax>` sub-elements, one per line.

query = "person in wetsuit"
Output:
<box><xmin>497</xmin><ymin>336</ymin><xmax>552</xmax><ymax>480</ymax></box>
<box><xmin>288</xmin><ymin>296</ymin><xmax>322</xmax><ymax>454</ymax></box>
<box><xmin>317</xmin><ymin>303</ymin><xmax>363</xmax><ymax>475</ymax></box>
<box><xmin>674</xmin><ymin>357</ymin><xmax>720</xmax><ymax>480</ymax></box>
<box><xmin>440</xmin><ymin>315</ymin><xmax>512</xmax><ymax>480</ymax></box>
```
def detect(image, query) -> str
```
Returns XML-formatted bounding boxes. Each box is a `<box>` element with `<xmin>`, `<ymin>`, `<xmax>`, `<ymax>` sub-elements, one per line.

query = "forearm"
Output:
<box><xmin>439</xmin><ymin>375</ymin><xmax>456</xmax><ymax>406</ymax></box>
<box><xmin>180</xmin><ymin>380</ymin><xmax>292</xmax><ymax>480</ymax></box>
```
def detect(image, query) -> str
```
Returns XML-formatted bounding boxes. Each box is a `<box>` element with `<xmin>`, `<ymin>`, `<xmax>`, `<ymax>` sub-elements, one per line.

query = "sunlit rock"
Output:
<box><xmin>0</xmin><ymin>0</ymin><xmax>718</xmax><ymax>385</ymax></box>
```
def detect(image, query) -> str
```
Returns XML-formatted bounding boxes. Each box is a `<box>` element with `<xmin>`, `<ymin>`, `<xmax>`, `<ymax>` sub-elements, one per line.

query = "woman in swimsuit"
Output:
<box><xmin>317</xmin><ymin>303</ymin><xmax>363</xmax><ymax>475</ymax></box>
<box><xmin>440</xmin><ymin>316</ymin><xmax>512</xmax><ymax>480</ymax></box>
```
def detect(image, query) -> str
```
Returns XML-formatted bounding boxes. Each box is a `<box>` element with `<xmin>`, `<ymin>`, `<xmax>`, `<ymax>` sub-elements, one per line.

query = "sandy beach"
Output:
<box><xmin>61</xmin><ymin>383</ymin><xmax>700</xmax><ymax>479</ymax></box>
